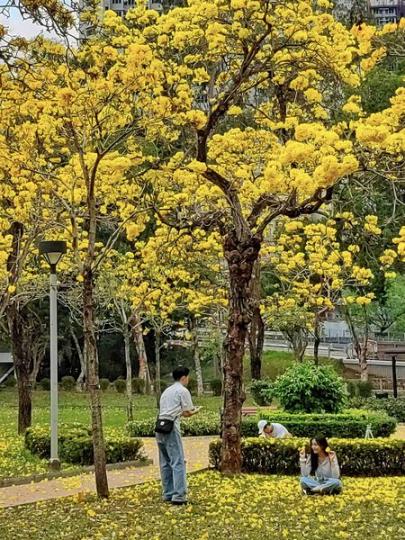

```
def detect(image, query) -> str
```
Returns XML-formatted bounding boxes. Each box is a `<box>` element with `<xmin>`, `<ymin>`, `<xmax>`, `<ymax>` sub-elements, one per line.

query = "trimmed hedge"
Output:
<box><xmin>241</xmin><ymin>410</ymin><xmax>397</xmax><ymax>438</ymax></box>
<box><xmin>350</xmin><ymin>396</ymin><xmax>405</xmax><ymax>423</ymax></box>
<box><xmin>209</xmin><ymin>437</ymin><xmax>405</xmax><ymax>476</ymax></box>
<box><xmin>127</xmin><ymin>410</ymin><xmax>396</xmax><ymax>438</ymax></box>
<box><xmin>127</xmin><ymin>413</ymin><xmax>221</xmax><ymax>437</ymax></box>
<box><xmin>25</xmin><ymin>424</ymin><xmax>144</xmax><ymax>465</ymax></box>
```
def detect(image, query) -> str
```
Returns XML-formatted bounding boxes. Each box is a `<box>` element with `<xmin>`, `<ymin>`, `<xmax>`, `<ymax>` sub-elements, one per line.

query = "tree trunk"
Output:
<box><xmin>313</xmin><ymin>318</ymin><xmax>321</xmax><ymax>366</ymax></box>
<box><xmin>190</xmin><ymin>315</ymin><xmax>204</xmax><ymax>396</ymax></box>
<box><xmin>221</xmin><ymin>233</ymin><xmax>261</xmax><ymax>474</ymax></box>
<box><xmin>360</xmin><ymin>346</ymin><xmax>369</xmax><ymax>381</ymax></box>
<box><xmin>124</xmin><ymin>331</ymin><xmax>133</xmax><ymax>421</ymax></box>
<box><xmin>131</xmin><ymin>311</ymin><xmax>151</xmax><ymax>393</ymax></box>
<box><xmin>7</xmin><ymin>303</ymin><xmax>32</xmax><ymax>434</ymax></box>
<box><xmin>83</xmin><ymin>268</ymin><xmax>109</xmax><ymax>498</ymax></box>
<box><xmin>345</xmin><ymin>308</ymin><xmax>369</xmax><ymax>382</ymax></box>
<box><xmin>285</xmin><ymin>328</ymin><xmax>308</xmax><ymax>362</ymax></box>
<box><xmin>29</xmin><ymin>345</ymin><xmax>46</xmax><ymax>386</ymax></box>
<box><xmin>155</xmin><ymin>329</ymin><xmax>161</xmax><ymax>408</ymax></box>
<box><xmin>248</xmin><ymin>260</ymin><xmax>264</xmax><ymax>380</ymax></box>
<box><xmin>71</xmin><ymin>327</ymin><xmax>86</xmax><ymax>391</ymax></box>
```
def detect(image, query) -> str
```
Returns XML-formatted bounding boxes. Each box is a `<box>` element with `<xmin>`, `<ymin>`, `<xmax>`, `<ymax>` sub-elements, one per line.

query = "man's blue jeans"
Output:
<box><xmin>156</xmin><ymin>428</ymin><xmax>187</xmax><ymax>502</ymax></box>
<box><xmin>300</xmin><ymin>476</ymin><xmax>342</xmax><ymax>495</ymax></box>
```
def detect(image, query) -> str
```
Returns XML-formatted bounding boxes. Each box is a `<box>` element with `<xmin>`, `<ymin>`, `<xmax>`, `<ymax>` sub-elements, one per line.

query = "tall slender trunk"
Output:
<box><xmin>71</xmin><ymin>327</ymin><xmax>86</xmax><ymax>391</ymax></box>
<box><xmin>83</xmin><ymin>269</ymin><xmax>109</xmax><ymax>498</ymax></box>
<box><xmin>131</xmin><ymin>311</ymin><xmax>151</xmax><ymax>393</ymax></box>
<box><xmin>190</xmin><ymin>315</ymin><xmax>204</xmax><ymax>396</ymax></box>
<box><xmin>124</xmin><ymin>330</ymin><xmax>133</xmax><ymax>421</ymax></box>
<box><xmin>221</xmin><ymin>233</ymin><xmax>261</xmax><ymax>474</ymax></box>
<box><xmin>285</xmin><ymin>328</ymin><xmax>308</xmax><ymax>362</ymax></box>
<box><xmin>313</xmin><ymin>317</ymin><xmax>321</xmax><ymax>366</ymax></box>
<box><xmin>29</xmin><ymin>345</ymin><xmax>46</xmax><ymax>386</ymax></box>
<box><xmin>5</xmin><ymin>221</ymin><xmax>32</xmax><ymax>433</ymax></box>
<box><xmin>155</xmin><ymin>328</ymin><xmax>161</xmax><ymax>408</ymax></box>
<box><xmin>345</xmin><ymin>307</ymin><xmax>369</xmax><ymax>381</ymax></box>
<box><xmin>248</xmin><ymin>260</ymin><xmax>264</xmax><ymax>380</ymax></box>
<box><xmin>7</xmin><ymin>303</ymin><xmax>32</xmax><ymax>434</ymax></box>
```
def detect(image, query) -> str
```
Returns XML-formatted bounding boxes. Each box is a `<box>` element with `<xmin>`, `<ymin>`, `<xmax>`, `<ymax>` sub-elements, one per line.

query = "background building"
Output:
<box><xmin>368</xmin><ymin>0</ymin><xmax>405</xmax><ymax>25</ymax></box>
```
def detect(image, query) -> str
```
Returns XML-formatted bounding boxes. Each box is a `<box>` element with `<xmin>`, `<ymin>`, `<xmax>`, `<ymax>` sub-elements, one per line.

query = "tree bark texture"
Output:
<box><xmin>83</xmin><ymin>268</ymin><xmax>109</xmax><ymax>498</ymax></box>
<box><xmin>131</xmin><ymin>311</ymin><xmax>151</xmax><ymax>393</ymax></box>
<box><xmin>284</xmin><ymin>327</ymin><xmax>308</xmax><ymax>362</ymax></box>
<box><xmin>124</xmin><ymin>330</ymin><xmax>133</xmax><ymax>421</ymax></box>
<box><xmin>7</xmin><ymin>303</ymin><xmax>33</xmax><ymax>434</ymax></box>
<box><xmin>70</xmin><ymin>327</ymin><xmax>86</xmax><ymax>391</ymax></box>
<box><xmin>221</xmin><ymin>233</ymin><xmax>261</xmax><ymax>474</ymax></box>
<box><xmin>190</xmin><ymin>315</ymin><xmax>204</xmax><ymax>396</ymax></box>
<box><xmin>248</xmin><ymin>260</ymin><xmax>264</xmax><ymax>380</ymax></box>
<box><xmin>313</xmin><ymin>318</ymin><xmax>321</xmax><ymax>366</ymax></box>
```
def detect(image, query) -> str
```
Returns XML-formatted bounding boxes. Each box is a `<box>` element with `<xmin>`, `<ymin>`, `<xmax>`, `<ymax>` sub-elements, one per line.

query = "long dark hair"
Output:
<box><xmin>310</xmin><ymin>436</ymin><xmax>329</xmax><ymax>476</ymax></box>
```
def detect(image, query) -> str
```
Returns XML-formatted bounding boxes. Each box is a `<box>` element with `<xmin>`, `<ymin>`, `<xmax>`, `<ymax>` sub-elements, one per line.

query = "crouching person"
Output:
<box><xmin>299</xmin><ymin>436</ymin><xmax>343</xmax><ymax>495</ymax></box>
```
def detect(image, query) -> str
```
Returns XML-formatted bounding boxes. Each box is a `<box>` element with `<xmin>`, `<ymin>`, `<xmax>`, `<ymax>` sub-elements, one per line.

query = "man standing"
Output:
<box><xmin>155</xmin><ymin>366</ymin><xmax>201</xmax><ymax>505</ymax></box>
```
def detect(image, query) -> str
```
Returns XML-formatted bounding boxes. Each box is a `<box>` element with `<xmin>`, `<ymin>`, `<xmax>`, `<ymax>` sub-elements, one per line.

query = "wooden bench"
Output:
<box><xmin>241</xmin><ymin>407</ymin><xmax>258</xmax><ymax>417</ymax></box>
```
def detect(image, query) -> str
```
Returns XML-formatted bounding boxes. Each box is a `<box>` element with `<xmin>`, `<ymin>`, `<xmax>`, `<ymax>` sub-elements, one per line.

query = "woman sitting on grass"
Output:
<box><xmin>299</xmin><ymin>436</ymin><xmax>342</xmax><ymax>495</ymax></box>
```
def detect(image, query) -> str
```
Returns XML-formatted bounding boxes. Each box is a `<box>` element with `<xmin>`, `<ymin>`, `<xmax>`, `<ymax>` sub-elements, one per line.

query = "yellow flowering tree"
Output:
<box><xmin>262</xmin><ymin>218</ymin><xmax>376</xmax><ymax>366</ymax></box>
<box><xmin>0</xmin><ymin>26</ymin><xmax>170</xmax><ymax>496</ymax></box>
<box><xmin>127</xmin><ymin>0</ymin><xmax>398</xmax><ymax>472</ymax></box>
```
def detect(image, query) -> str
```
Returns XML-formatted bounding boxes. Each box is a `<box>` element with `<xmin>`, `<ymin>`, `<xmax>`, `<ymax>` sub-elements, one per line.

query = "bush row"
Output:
<box><xmin>209</xmin><ymin>438</ymin><xmax>405</xmax><ymax>476</ymax></box>
<box><xmin>350</xmin><ymin>396</ymin><xmax>405</xmax><ymax>422</ymax></box>
<box><xmin>25</xmin><ymin>424</ymin><xmax>144</xmax><ymax>465</ymax></box>
<box><xmin>127</xmin><ymin>410</ymin><xmax>396</xmax><ymax>439</ymax></box>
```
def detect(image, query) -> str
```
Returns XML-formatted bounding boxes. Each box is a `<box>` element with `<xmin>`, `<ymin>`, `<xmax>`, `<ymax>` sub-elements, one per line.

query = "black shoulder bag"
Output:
<box><xmin>155</xmin><ymin>416</ymin><xmax>174</xmax><ymax>434</ymax></box>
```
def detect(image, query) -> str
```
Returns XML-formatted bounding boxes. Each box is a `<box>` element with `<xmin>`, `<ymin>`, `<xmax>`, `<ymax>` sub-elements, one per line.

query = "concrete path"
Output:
<box><xmin>0</xmin><ymin>436</ymin><xmax>215</xmax><ymax>509</ymax></box>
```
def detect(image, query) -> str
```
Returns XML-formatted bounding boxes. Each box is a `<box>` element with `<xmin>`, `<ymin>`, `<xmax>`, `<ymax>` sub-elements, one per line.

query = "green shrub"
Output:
<box><xmin>39</xmin><ymin>378</ymin><xmax>50</xmax><ymax>391</ymax></box>
<box><xmin>350</xmin><ymin>396</ymin><xmax>405</xmax><ymax>422</ymax></box>
<box><xmin>127</xmin><ymin>410</ymin><xmax>396</xmax><ymax>438</ymax></box>
<box><xmin>4</xmin><ymin>376</ymin><xmax>16</xmax><ymax>387</ymax></box>
<box><xmin>250</xmin><ymin>379</ymin><xmax>273</xmax><ymax>406</ymax></box>
<box><xmin>60</xmin><ymin>376</ymin><xmax>76</xmax><ymax>391</ymax></box>
<box><xmin>209</xmin><ymin>379</ymin><xmax>222</xmax><ymax>396</ymax></box>
<box><xmin>209</xmin><ymin>437</ymin><xmax>405</xmax><ymax>476</ymax></box>
<box><xmin>132</xmin><ymin>377</ymin><xmax>146</xmax><ymax>394</ymax></box>
<box><xmin>347</xmin><ymin>379</ymin><xmax>374</xmax><ymax>398</ymax></box>
<box><xmin>187</xmin><ymin>377</ymin><xmax>198</xmax><ymax>395</ymax></box>
<box><xmin>99</xmin><ymin>378</ymin><xmax>110</xmax><ymax>392</ymax></box>
<box><xmin>273</xmin><ymin>362</ymin><xmax>346</xmax><ymax>413</ymax></box>
<box><xmin>25</xmin><ymin>424</ymin><xmax>144</xmax><ymax>465</ymax></box>
<box><xmin>114</xmin><ymin>379</ymin><xmax>127</xmax><ymax>393</ymax></box>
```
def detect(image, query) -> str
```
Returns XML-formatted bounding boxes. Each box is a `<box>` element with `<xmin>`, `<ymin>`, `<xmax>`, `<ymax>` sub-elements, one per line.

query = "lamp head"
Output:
<box><xmin>39</xmin><ymin>240</ymin><xmax>67</xmax><ymax>271</ymax></box>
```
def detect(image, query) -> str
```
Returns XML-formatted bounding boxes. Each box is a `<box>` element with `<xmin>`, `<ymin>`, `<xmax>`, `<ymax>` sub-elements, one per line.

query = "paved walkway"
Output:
<box><xmin>0</xmin><ymin>436</ymin><xmax>214</xmax><ymax>509</ymax></box>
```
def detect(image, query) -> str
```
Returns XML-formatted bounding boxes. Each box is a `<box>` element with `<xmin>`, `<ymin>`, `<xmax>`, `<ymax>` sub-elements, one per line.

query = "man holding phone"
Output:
<box><xmin>155</xmin><ymin>366</ymin><xmax>201</xmax><ymax>505</ymax></box>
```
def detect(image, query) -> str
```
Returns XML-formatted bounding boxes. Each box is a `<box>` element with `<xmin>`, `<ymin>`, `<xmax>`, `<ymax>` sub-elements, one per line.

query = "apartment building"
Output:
<box><xmin>368</xmin><ymin>0</ymin><xmax>405</xmax><ymax>25</ymax></box>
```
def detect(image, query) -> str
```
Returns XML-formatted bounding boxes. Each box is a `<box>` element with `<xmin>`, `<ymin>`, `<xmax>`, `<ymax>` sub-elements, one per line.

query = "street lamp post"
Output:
<box><xmin>39</xmin><ymin>240</ymin><xmax>67</xmax><ymax>470</ymax></box>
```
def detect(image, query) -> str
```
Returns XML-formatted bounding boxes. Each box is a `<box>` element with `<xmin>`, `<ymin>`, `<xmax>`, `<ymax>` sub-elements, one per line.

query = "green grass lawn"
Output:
<box><xmin>0</xmin><ymin>472</ymin><xmax>404</xmax><ymax>539</ymax></box>
<box><xmin>244</xmin><ymin>350</ymin><xmax>344</xmax><ymax>381</ymax></box>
